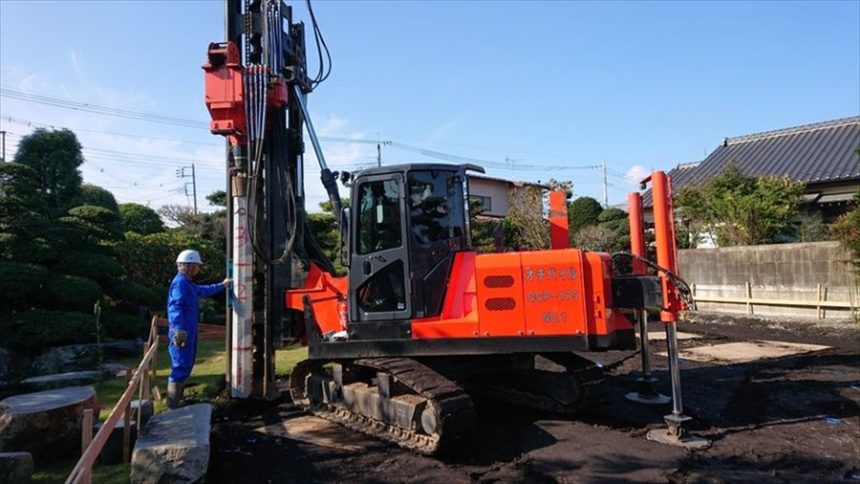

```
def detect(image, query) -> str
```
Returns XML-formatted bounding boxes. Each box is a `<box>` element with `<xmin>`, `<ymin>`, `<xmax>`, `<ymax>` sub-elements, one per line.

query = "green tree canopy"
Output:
<box><xmin>62</xmin><ymin>205</ymin><xmax>124</xmax><ymax>241</ymax></box>
<box><xmin>119</xmin><ymin>203</ymin><xmax>166</xmax><ymax>235</ymax></box>
<box><xmin>113</xmin><ymin>230</ymin><xmax>225</xmax><ymax>288</ymax></box>
<box><xmin>13</xmin><ymin>128</ymin><xmax>84</xmax><ymax>215</ymax></box>
<box><xmin>206</xmin><ymin>190</ymin><xmax>227</xmax><ymax>207</ymax></box>
<box><xmin>73</xmin><ymin>183</ymin><xmax>119</xmax><ymax>213</ymax></box>
<box><xmin>831</xmin><ymin>189</ymin><xmax>860</xmax><ymax>276</ymax></box>
<box><xmin>675</xmin><ymin>164</ymin><xmax>804</xmax><ymax>246</ymax></box>
<box><xmin>0</xmin><ymin>163</ymin><xmax>54</xmax><ymax>263</ymax></box>
<box><xmin>568</xmin><ymin>196</ymin><xmax>603</xmax><ymax>235</ymax></box>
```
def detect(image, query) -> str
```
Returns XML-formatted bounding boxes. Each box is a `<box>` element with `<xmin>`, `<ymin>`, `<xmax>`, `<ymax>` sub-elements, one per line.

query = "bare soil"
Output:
<box><xmin>209</xmin><ymin>315</ymin><xmax>860</xmax><ymax>483</ymax></box>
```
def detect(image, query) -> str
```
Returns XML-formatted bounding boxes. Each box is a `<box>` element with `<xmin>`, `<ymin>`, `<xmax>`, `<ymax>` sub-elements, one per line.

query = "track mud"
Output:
<box><xmin>209</xmin><ymin>315</ymin><xmax>859</xmax><ymax>483</ymax></box>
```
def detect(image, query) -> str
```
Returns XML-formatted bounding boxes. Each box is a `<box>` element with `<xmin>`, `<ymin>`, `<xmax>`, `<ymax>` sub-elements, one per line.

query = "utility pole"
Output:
<box><xmin>376</xmin><ymin>135</ymin><xmax>391</xmax><ymax>167</ymax></box>
<box><xmin>176</xmin><ymin>164</ymin><xmax>198</xmax><ymax>214</ymax></box>
<box><xmin>602</xmin><ymin>158</ymin><xmax>608</xmax><ymax>208</ymax></box>
<box><xmin>0</xmin><ymin>130</ymin><xmax>6</xmax><ymax>162</ymax></box>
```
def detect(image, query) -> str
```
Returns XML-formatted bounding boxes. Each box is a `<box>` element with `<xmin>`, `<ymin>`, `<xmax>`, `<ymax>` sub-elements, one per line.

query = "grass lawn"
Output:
<box><xmin>33</xmin><ymin>339</ymin><xmax>308</xmax><ymax>483</ymax></box>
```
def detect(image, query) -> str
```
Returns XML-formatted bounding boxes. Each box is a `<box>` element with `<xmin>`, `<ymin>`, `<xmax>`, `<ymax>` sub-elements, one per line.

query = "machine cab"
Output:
<box><xmin>347</xmin><ymin>164</ymin><xmax>484</xmax><ymax>333</ymax></box>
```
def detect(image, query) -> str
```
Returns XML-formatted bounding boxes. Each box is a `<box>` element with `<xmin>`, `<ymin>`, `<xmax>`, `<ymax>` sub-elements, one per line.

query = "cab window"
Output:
<box><xmin>356</xmin><ymin>179</ymin><xmax>402</xmax><ymax>255</ymax></box>
<box><xmin>409</xmin><ymin>171</ymin><xmax>465</xmax><ymax>245</ymax></box>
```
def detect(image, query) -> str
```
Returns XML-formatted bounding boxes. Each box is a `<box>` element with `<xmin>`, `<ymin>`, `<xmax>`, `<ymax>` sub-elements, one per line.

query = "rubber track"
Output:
<box><xmin>466</xmin><ymin>353</ymin><xmax>606</xmax><ymax>414</ymax></box>
<box><xmin>289</xmin><ymin>358</ymin><xmax>476</xmax><ymax>455</ymax></box>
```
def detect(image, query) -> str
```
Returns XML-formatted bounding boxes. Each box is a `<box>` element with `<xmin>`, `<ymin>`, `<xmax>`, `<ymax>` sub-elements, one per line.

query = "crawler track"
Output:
<box><xmin>464</xmin><ymin>353</ymin><xmax>606</xmax><ymax>414</ymax></box>
<box><xmin>290</xmin><ymin>357</ymin><xmax>476</xmax><ymax>454</ymax></box>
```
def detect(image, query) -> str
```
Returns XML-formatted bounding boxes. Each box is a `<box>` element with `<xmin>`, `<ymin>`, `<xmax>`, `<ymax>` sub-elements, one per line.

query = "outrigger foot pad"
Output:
<box><xmin>626</xmin><ymin>391</ymin><xmax>671</xmax><ymax>405</ymax></box>
<box><xmin>646</xmin><ymin>413</ymin><xmax>710</xmax><ymax>449</ymax></box>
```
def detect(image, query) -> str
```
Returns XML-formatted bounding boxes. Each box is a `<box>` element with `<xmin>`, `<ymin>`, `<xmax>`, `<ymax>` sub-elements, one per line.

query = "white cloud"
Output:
<box><xmin>624</xmin><ymin>165</ymin><xmax>650</xmax><ymax>185</ymax></box>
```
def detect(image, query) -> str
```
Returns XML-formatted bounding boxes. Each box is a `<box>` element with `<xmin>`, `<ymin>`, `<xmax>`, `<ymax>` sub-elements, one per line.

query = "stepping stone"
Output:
<box><xmin>102</xmin><ymin>362</ymin><xmax>132</xmax><ymax>377</ymax></box>
<box><xmin>131</xmin><ymin>403</ymin><xmax>212</xmax><ymax>484</ymax></box>
<box><xmin>21</xmin><ymin>370</ymin><xmax>103</xmax><ymax>391</ymax></box>
<box><xmin>96</xmin><ymin>419</ymin><xmax>138</xmax><ymax>465</ymax></box>
<box><xmin>131</xmin><ymin>399</ymin><xmax>154</xmax><ymax>427</ymax></box>
<box><xmin>0</xmin><ymin>452</ymin><xmax>34</xmax><ymax>484</ymax></box>
<box><xmin>0</xmin><ymin>386</ymin><xmax>100</xmax><ymax>463</ymax></box>
<box><xmin>659</xmin><ymin>340</ymin><xmax>830</xmax><ymax>364</ymax></box>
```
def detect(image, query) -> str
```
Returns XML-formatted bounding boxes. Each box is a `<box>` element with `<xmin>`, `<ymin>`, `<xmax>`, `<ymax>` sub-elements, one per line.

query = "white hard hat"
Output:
<box><xmin>176</xmin><ymin>249</ymin><xmax>203</xmax><ymax>265</ymax></box>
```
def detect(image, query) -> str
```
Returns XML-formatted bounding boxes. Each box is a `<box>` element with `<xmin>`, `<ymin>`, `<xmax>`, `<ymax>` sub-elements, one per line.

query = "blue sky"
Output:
<box><xmin>1</xmin><ymin>0</ymin><xmax>858</xmax><ymax>211</ymax></box>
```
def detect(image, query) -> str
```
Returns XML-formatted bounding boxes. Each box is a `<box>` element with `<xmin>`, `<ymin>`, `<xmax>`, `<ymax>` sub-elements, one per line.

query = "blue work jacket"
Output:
<box><xmin>166</xmin><ymin>272</ymin><xmax>224</xmax><ymax>333</ymax></box>
<box><xmin>166</xmin><ymin>272</ymin><xmax>224</xmax><ymax>383</ymax></box>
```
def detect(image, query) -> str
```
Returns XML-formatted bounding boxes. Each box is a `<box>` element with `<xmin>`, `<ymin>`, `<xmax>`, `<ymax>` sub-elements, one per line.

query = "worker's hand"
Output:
<box><xmin>173</xmin><ymin>330</ymin><xmax>188</xmax><ymax>348</ymax></box>
<box><xmin>222</xmin><ymin>278</ymin><xmax>233</xmax><ymax>287</ymax></box>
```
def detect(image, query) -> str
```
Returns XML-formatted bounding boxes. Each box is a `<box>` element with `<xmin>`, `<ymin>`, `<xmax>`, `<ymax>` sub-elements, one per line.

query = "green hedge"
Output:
<box><xmin>45</xmin><ymin>274</ymin><xmax>103</xmax><ymax>312</ymax></box>
<box><xmin>112</xmin><ymin>231</ymin><xmax>225</xmax><ymax>288</ymax></box>
<box><xmin>0</xmin><ymin>310</ymin><xmax>98</xmax><ymax>350</ymax></box>
<box><xmin>56</xmin><ymin>250</ymin><xmax>123</xmax><ymax>285</ymax></box>
<box><xmin>110</xmin><ymin>279</ymin><xmax>163</xmax><ymax>308</ymax></box>
<box><xmin>0</xmin><ymin>261</ymin><xmax>50</xmax><ymax>310</ymax></box>
<box><xmin>101</xmin><ymin>311</ymin><xmax>147</xmax><ymax>340</ymax></box>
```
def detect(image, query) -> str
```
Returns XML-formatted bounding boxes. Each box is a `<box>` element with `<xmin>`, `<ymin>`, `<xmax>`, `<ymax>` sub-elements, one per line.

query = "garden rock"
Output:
<box><xmin>131</xmin><ymin>403</ymin><xmax>212</xmax><ymax>484</ymax></box>
<box><xmin>0</xmin><ymin>386</ymin><xmax>100</xmax><ymax>463</ymax></box>
<box><xmin>31</xmin><ymin>344</ymin><xmax>101</xmax><ymax>374</ymax></box>
<box><xmin>0</xmin><ymin>348</ymin><xmax>31</xmax><ymax>381</ymax></box>
<box><xmin>30</xmin><ymin>340</ymin><xmax>142</xmax><ymax>375</ymax></box>
<box><xmin>0</xmin><ymin>452</ymin><xmax>34</xmax><ymax>484</ymax></box>
<box><xmin>102</xmin><ymin>362</ymin><xmax>132</xmax><ymax>377</ymax></box>
<box><xmin>96</xmin><ymin>419</ymin><xmax>138</xmax><ymax>465</ymax></box>
<box><xmin>21</xmin><ymin>371</ymin><xmax>103</xmax><ymax>391</ymax></box>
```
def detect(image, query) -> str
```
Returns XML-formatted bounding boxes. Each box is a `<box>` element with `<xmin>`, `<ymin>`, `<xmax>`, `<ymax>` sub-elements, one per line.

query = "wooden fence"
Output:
<box><xmin>691</xmin><ymin>283</ymin><xmax>856</xmax><ymax>320</ymax></box>
<box><xmin>65</xmin><ymin>317</ymin><xmax>163</xmax><ymax>484</ymax></box>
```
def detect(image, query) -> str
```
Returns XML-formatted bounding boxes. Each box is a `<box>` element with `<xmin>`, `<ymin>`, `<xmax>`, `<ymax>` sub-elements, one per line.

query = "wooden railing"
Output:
<box><xmin>66</xmin><ymin>317</ymin><xmax>163</xmax><ymax>484</ymax></box>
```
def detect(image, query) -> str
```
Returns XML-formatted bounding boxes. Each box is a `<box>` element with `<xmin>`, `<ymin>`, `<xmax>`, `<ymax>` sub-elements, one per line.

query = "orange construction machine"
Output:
<box><xmin>205</xmin><ymin>0</ymin><xmax>705</xmax><ymax>454</ymax></box>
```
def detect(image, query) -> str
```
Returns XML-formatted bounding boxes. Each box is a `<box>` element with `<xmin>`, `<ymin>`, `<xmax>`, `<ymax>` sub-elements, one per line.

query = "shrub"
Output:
<box><xmin>0</xmin><ymin>310</ymin><xmax>98</xmax><ymax>350</ymax></box>
<box><xmin>831</xmin><ymin>190</ymin><xmax>860</xmax><ymax>276</ymax></box>
<box><xmin>56</xmin><ymin>250</ymin><xmax>123</xmax><ymax>285</ymax></box>
<box><xmin>64</xmin><ymin>205</ymin><xmax>124</xmax><ymax>241</ymax></box>
<box><xmin>112</xmin><ymin>231</ymin><xmax>225</xmax><ymax>288</ymax></box>
<box><xmin>0</xmin><ymin>261</ymin><xmax>49</xmax><ymax>310</ymax></box>
<box><xmin>574</xmin><ymin>225</ymin><xmax>617</xmax><ymax>252</ymax></box>
<box><xmin>110</xmin><ymin>279</ymin><xmax>163</xmax><ymax>308</ymax></box>
<box><xmin>119</xmin><ymin>203</ymin><xmax>165</xmax><ymax>235</ymax></box>
<box><xmin>199</xmin><ymin>298</ymin><xmax>226</xmax><ymax>324</ymax></box>
<box><xmin>73</xmin><ymin>184</ymin><xmax>119</xmax><ymax>213</ymax></box>
<box><xmin>101</xmin><ymin>310</ymin><xmax>147</xmax><ymax>340</ymax></box>
<box><xmin>45</xmin><ymin>274</ymin><xmax>103</xmax><ymax>312</ymax></box>
<box><xmin>568</xmin><ymin>197</ymin><xmax>603</xmax><ymax>235</ymax></box>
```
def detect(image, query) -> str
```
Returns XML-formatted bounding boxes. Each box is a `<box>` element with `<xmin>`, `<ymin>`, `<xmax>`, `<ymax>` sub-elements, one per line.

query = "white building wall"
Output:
<box><xmin>468</xmin><ymin>178</ymin><xmax>510</xmax><ymax>217</ymax></box>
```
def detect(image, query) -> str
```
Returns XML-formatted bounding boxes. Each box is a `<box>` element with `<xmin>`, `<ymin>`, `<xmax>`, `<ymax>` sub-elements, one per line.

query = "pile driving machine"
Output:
<box><xmin>204</xmin><ymin>0</ymin><xmax>705</xmax><ymax>454</ymax></box>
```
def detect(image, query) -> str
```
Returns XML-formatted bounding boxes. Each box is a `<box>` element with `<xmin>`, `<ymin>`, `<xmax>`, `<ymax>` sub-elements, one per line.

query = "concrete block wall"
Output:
<box><xmin>678</xmin><ymin>241</ymin><xmax>859</xmax><ymax>320</ymax></box>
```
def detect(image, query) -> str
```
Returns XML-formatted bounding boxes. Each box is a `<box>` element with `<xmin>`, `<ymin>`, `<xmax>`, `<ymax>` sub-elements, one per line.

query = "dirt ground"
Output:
<box><xmin>209</xmin><ymin>314</ymin><xmax>859</xmax><ymax>483</ymax></box>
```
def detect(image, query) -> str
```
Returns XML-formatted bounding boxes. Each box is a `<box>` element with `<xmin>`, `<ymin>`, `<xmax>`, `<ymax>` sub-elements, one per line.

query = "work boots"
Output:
<box><xmin>166</xmin><ymin>381</ymin><xmax>186</xmax><ymax>409</ymax></box>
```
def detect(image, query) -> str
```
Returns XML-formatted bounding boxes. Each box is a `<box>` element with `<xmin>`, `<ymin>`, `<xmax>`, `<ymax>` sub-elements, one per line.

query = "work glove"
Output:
<box><xmin>173</xmin><ymin>329</ymin><xmax>188</xmax><ymax>348</ymax></box>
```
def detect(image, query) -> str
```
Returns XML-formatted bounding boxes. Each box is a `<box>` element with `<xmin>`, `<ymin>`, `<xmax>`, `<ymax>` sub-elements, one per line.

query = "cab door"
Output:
<box><xmin>349</xmin><ymin>174</ymin><xmax>412</xmax><ymax>323</ymax></box>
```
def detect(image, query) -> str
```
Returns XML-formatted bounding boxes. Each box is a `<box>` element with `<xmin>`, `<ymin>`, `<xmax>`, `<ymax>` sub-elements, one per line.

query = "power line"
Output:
<box><xmin>0</xmin><ymin>115</ymin><xmax>221</xmax><ymax>147</ymax></box>
<box><xmin>0</xmin><ymin>88</ymin><xmax>208</xmax><ymax>128</ymax></box>
<box><xmin>1</xmin><ymin>93</ymin><xmax>625</xmax><ymax>176</ymax></box>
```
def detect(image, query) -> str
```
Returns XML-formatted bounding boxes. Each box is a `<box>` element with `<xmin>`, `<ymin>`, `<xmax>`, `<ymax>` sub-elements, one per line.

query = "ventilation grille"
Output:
<box><xmin>485</xmin><ymin>297</ymin><xmax>516</xmax><ymax>311</ymax></box>
<box><xmin>483</xmin><ymin>275</ymin><xmax>514</xmax><ymax>288</ymax></box>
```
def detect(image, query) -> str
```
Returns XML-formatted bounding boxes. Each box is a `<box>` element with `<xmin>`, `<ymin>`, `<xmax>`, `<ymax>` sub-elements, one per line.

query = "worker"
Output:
<box><xmin>166</xmin><ymin>249</ymin><xmax>231</xmax><ymax>409</ymax></box>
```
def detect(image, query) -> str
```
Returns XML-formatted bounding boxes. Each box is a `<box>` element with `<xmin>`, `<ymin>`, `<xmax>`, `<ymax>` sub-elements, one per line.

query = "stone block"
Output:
<box><xmin>131</xmin><ymin>403</ymin><xmax>211</xmax><ymax>484</ymax></box>
<box><xmin>0</xmin><ymin>386</ymin><xmax>100</xmax><ymax>463</ymax></box>
<box><xmin>96</xmin><ymin>419</ymin><xmax>138</xmax><ymax>465</ymax></box>
<box><xmin>0</xmin><ymin>452</ymin><xmax>34</xmax><ymax>484</ymax></box>
<box><xmin>21</xmin><ymin>371</ymin><xmax>103</xmax><ymax>391</ymax></box>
